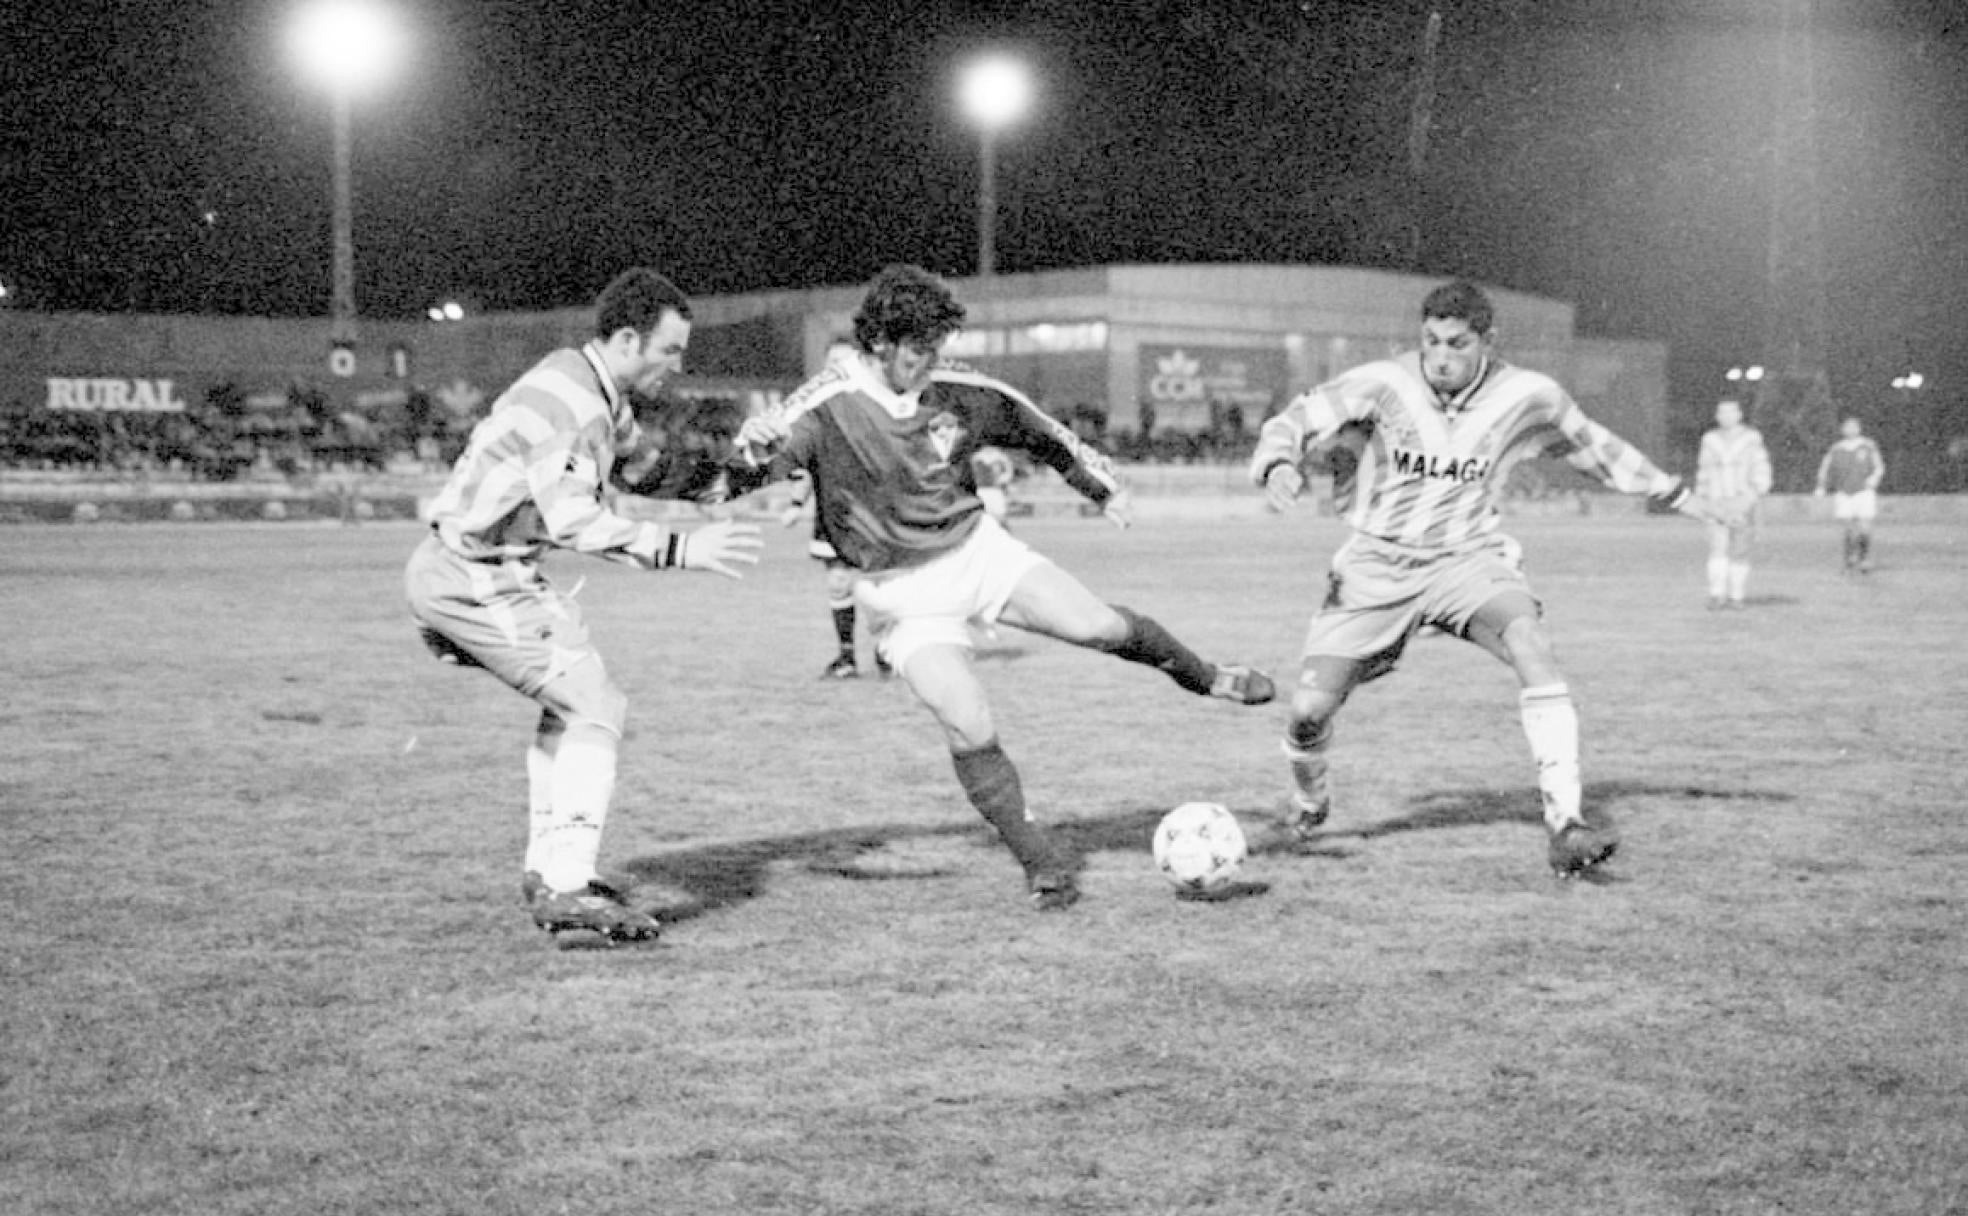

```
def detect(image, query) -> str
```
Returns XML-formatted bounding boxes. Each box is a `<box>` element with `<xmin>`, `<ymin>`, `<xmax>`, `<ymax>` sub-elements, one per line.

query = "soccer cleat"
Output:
<box><xmin>1028</xmin><ymin>870</ymin><xmax>1081</xmax><ymax>912</ymax></box>
<box><xmin>521</xmin><ymin>868</ymin><xmax>632</xmax><ymax>906</ymax></box>
<box><xmin>820</xmin><ymin>653</ymin><xmax>860</xmax><ymax>680</ymax></box>
<box><xmin>1283</xmin><ymin>793</ymin><xmax>1330</xmax><ymax>843</ymax></box>
<box><xmin>530</xmin><ymin>882</ymin><xmax>661</xmax><ymax>948</ymax></box>
<box><xmin>1209</xmin><ymin>664</ymin><xmax>1277</xmax><ymax>706</ymax></box>
<box><xmin>874</xmin><ymin>652</ymin><xmax>894</xmax><ymax>679</ymax></box>
<box><xmin>1547</xmin><ymin>819</ymin><xmax>1619</xmax><ymax>877</ymax></box>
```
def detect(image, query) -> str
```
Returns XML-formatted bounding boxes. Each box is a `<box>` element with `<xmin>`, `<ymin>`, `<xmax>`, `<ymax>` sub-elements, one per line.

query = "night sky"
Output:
<box><xmin>5</xmin><ymin>0</ymin><xmax>1965</xmax><ymax>427</ymax></box>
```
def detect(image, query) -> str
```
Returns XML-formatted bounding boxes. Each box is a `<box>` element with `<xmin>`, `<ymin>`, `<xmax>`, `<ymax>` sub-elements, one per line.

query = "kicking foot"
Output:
<box><xmin>820</xmin><ymin>653</ymin><xmax>860</xmax><ymax>680</ymax></box>
<box><xmin>1209</xmin><ymin>664</ymin><xmax>1277</xmax><ymax>706</ymax></box>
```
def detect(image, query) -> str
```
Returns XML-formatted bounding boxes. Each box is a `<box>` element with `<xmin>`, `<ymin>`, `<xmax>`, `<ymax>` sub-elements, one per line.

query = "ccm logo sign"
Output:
<box><xmin>46</xmin><ymin>378</ymin><xmax>189</xmax><ymax>413</ymax></box>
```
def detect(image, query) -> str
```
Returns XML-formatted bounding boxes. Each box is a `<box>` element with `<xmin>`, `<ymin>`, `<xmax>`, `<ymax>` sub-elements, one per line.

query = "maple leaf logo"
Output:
<box><xmin>1156</xmin><ymin>350</ymin><xmax>1201</xmax><ymax>379</ymax></box>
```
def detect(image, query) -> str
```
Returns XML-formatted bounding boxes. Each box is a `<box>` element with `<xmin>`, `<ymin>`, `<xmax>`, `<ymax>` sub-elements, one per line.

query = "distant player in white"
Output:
<box><xmin>1695</xmin><ymin>398</ymin><xmax>1774</xmax><ymax>609</ymax></box>
<box><xmin>405</xmin><ymin>269</ymin><xmax>762</xmax><ymax>947</ymax></box>
<box><xmin>1250</xmin><ymin>280</ymin><xmax>1725</xmax><ymax>876</ymax></box>
<box><xmin>1814</xmin><ymin>416</ymin><xmax>1885</xmax><ymax>573</ymax></box>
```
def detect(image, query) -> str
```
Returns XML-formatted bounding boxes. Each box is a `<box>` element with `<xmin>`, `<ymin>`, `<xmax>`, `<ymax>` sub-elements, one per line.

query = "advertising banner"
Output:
<box><xmin>1136</xmin><ymin>345</ymin><xmax>1288</xmax><ymax>432</ymax></box>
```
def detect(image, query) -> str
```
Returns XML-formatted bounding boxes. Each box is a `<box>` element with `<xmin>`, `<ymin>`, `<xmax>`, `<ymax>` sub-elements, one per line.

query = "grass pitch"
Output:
<box><xmin>3</xmin><ymin>509</ymin><xmax>1965</xmax><ymax>1215</ymax></box>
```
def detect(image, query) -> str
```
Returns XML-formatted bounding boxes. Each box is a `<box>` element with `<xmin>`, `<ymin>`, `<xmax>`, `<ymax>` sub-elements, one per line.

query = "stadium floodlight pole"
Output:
<box><xmin>290</xmin><ymin>0</ymin><xmax>404</xmax><ymax>352</ymax></box>
<box><xmin>960</xmin><ymin>54</ymin><xmax>1032</xmax><ymax>279</ymax></box>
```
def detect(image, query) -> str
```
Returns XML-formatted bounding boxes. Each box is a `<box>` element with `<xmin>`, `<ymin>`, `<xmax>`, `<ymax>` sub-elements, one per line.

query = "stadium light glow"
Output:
<box><xmin>960</xmin><ymin>54</ymin><xmax>1034</xmax><ymax>279</ymax></box>
<box><xmin>1892</xmin><ymin>372</ymin><xmax>1924</xmax><ymax>390</ymax></box>
<box><xmin>290</xmin><ymin>0</ymin><xmax>405</xmax><ymax>97</ymax></box>
<box><xmin>289</xmin><ymin>0</ymin><xmax>405</xmax><ymax>354</ymax></box>
<box><xmin>427</xmin><ymin>300</ymin><xmax>465</xmax><ymax>322</ymax></box>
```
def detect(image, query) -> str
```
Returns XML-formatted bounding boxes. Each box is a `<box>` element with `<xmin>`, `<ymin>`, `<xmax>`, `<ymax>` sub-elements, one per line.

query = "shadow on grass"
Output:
<box><xmin>1317</xmin><ymin>777</ymin><xmax>1794</xmax><ymax>845</ymax></box>
<box><xmin>624</xmin><ymin>779</ymin><xmax>1794</xmax><ymax>922</ymax></box>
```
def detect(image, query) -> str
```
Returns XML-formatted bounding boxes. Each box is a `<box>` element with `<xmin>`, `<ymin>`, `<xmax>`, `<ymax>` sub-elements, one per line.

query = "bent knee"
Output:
<box><xmin>540</xmin><ymin>668</ymin><xmax>628</xmax><ymax>736</ymax></box>
<box><xmin>1288</xmin><ymin>684</ymin><xmax>1345</xmax><ymax>729</ymax></box>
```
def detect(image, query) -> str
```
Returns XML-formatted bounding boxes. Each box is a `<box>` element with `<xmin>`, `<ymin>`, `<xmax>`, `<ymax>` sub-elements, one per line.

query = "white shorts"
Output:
<box><xmin>853</xmin><ymin>514</ymin><xmax>1045</xmax><ymax>673</ymax></box>
<box><xmin>1831</xmin><ymin>490</ymin><xmax>1877</xmax><ymax>522</ymax></box>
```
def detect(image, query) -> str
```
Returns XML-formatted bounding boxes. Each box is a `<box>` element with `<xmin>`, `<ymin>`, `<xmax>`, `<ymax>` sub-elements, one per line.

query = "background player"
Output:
<box><xmin>1814</xmin><ymin>415</ymin><xmax>1886</xmax><ymax>573</ymax></box>
<box><xmin>737</xmin><ymin>264</ymin><xmax>1275</xmax><ymax>910</ymax></box>
<box><xmin>1695</xmin><ymin>398</ymin><xmax>1775</xmax><ymax>609</ymax></box>
<box><xmin>1251</xmin><ymin>280</ymin><xmax>1724</xmax><ymax>877</ymax></box>
<box><xmin>405</xmin><ymin>268</ymin><xmax>762</xmax><ymax>947</ymax></box>
<box><xmin>780</xmin><ymin>470</ymin><xmax>891</xmax><ymax>680</ymax></box>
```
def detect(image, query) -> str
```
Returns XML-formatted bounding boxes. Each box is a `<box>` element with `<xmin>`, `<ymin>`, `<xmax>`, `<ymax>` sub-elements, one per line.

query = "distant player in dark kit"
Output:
<box><xmin>406</xmin><ymin>268</ymin><xmax>762</xmax><ymax>948</ymax></box>
<box><xmin>736</xmin><ymin>264</ymin><xmax>1276</xmax><ymax>910</ymax></box>
<box><xmin>1814</xmin><ymin>416</ymin><xmax>1885</xmax><ymax>573</ymax></box>
<box><xmin>1250</xmin><ymin>280</ymin><xmax>1728</xmax><ymax>877</ymax></box>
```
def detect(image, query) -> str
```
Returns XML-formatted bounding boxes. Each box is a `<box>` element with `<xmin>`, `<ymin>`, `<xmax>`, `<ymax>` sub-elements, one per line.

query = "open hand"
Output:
<box><xmin>681</xmin><ymin>519</ymin><xmax>764</xmax><ymax>579</ymax></box>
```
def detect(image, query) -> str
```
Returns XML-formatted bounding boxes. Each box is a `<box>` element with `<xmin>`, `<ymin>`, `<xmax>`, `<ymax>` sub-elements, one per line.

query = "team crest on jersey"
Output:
<box><xmin>1378</xmin><ymin>400</ymin><xmax>1423</xmax><ymax>450</ymax></box>
<box><xmin>926</xmin><ymin>410</ymin><xmax>965</xmax><ymax>466</ymax></box>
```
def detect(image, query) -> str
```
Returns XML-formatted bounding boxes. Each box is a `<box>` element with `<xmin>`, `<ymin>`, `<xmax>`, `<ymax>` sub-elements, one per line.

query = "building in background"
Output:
<box><xmin>0</xmin><ymin>264</ymin><xmax>1666</xmax><ymax>480</ymax></box>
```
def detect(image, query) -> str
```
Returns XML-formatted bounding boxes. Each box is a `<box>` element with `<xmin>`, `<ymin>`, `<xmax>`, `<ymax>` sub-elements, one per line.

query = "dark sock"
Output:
<box><xmin>951</xmin><ymin>740</ymin><xmax>1063</xmax><ymax>875</ymax></box>
<box><xmin>831</xmin><ymin>605</ymin><xmax>856</xmax><ymax>653</ymax></box>
<box><xmin>1101</xmin><ymin>605</ymin><xmax>1216</xmax><ymax>696</ymax></box>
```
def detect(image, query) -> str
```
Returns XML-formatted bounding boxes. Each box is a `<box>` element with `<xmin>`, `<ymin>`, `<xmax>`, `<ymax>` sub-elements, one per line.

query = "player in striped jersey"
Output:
<box><xmin>1250</xmin><ymin>280</ymin><xmax>1722</xmax><ymax>877</ymax></box>
<box><xmin>1695</xmin><ymin>398</ymin><xmax>1775</xmax><ymax>608</ymax></box>
<box><xmin>1814</xmin><ymin>416</ymin><xmax>1886</xmax><ymax>573</ymax></box>
<box><xmin>736</xmin><ymin>264</ymin><xmax>1275</xmax><ymax>910</ymax></box>
<box><xmin>405</xmin><ymin>268</ymin><xmax>762</xmax><ymax>947</ymax></box>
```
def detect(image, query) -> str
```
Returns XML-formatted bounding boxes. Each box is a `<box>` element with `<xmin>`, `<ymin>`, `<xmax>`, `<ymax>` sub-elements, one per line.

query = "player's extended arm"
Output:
<box><xmin>1248</xmin><ymin>392</ymin><xmax>1331</xmax><ymax>511</ymax></box>
<box><xmin>1866</xmin><ymin>440</ymin><xmax>1886</xmax><ymax>491</ymax></box>
<box><xmin>1550</xmin><ymin>404</ymin><xmax>1725</xmax><ymax>525</ymax></box>
<box><xmin>975</xmin><ymin>375</ymin><xmax>1131</xmax><ymax>528</ymax></box>
<box><xmin>1814</xmin><ymin>447</ymin><xmax>1834</xmax><ymax>496</ymax></box>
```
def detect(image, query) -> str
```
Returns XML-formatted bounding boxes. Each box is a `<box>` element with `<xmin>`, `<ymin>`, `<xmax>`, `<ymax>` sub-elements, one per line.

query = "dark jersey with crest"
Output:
<box><xmin>764</xmin><ymin>357</ymin><xmax>1120</xmax><ymax>573</ymax></box>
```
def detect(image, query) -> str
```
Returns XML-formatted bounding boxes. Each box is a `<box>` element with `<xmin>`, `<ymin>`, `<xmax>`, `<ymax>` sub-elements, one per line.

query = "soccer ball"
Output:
<box><xmin>1153</xmin><ymin>802</ymin><xmax>1248</xmax><ymax>892</ymax></box>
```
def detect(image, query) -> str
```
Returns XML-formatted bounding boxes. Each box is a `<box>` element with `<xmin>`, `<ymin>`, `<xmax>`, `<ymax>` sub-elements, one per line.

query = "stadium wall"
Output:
<box><xmin>0</xmin><ymin>265</ymin><xmax>1667</xmax><ymax>475</ymax></box>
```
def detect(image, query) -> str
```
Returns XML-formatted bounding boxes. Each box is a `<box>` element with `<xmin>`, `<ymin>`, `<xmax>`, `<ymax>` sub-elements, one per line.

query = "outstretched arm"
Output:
<box><xmin>1546</xmin><ymin>402</ymin><xmax>1727</xmax><ymax>524</ymax></box>
<box><xmin>1249</xmin><ymin>384</ymin><xmax>1355</xmax><ymax>511</ymax></box>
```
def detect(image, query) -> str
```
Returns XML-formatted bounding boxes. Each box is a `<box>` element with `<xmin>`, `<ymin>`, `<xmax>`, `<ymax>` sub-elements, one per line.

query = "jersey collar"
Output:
<box><xmin>579</xmin><ymin>341</ymin><xmax>628</xmax><ymax>423</ymax></box>
<box><xmin>845</xmin><ymin>350</ymin><xmax>924</xmax><ymax>420</ymax></box>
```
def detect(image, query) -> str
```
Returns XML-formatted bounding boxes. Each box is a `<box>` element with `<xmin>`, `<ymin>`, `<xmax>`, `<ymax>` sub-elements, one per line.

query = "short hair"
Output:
<box><xmin>1421</xmin><ymin>280</ymin><xmax>1495</xmax><ymax>335</ymax></box>
<box><xmin>851</xmin><ymin>264</ymin><xmax>966</xmax><ymax>352</ymax></box>
<box><xmin>594</xmin><ymin>268</ymin><xmax>692</xmax><ymax>340</ymax></box>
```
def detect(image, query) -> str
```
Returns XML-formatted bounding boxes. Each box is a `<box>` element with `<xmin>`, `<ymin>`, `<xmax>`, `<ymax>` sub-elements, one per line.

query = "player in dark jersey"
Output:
<box><xmin>1814</xmin><ymin>416</ymin><xmax>1886</xmax><ymax>573</ymax></box>
<box><xmin>736</xmin><ymin>264</ymin><xmax>1275</xmax><ymax>911</ymax></box>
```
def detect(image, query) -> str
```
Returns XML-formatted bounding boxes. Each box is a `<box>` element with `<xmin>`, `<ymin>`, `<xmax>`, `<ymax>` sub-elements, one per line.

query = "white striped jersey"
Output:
<box><xmin>425</xmin><ymin>343</ymin><xmax>676</xmax><ymax>567</ymax></box>
<box><xmin>1696</xmin><ymin>426</ymin><xmax>1774</xmax><ymax>500</ymax></box>
<box><xmin>1249</xmin><ymin>352</ymin><xmax>1678</xmax><ymax>551</ymax></box>
<box><xmin>1816</xmin><ymin>436</ymin><xmax>1884</xmax><ymax>494</ymax></box>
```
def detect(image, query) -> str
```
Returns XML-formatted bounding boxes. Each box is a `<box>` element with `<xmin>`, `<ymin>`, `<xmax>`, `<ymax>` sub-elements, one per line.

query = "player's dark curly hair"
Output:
<box><xmin>851</xmin><ymin>264</ymin><xmax>967</xmax><ymax>352</ymax></box>
<box><xmin>1421</xmin><ymin>280</ymin><xmax>1495</xmax><ymax>335</ymax></box>
<box><xmin>594</xmin><ymin>268</ymin><xmax>692</xmax><ymax>340</ymax></box>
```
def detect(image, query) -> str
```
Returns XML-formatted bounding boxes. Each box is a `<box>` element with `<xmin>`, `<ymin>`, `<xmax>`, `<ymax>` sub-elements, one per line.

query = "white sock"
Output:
<box><xmin>537</xmin><ymin>723</ymin><xmax>618</xmax><ymax>893</ymax></box>
<box><xmin>1706</xmin><ymin>555</ymin><xmax>1729</xmax><ymax>599</ymax></box>
<box><xmin>1727</xmin><ymin>561</ymin><xmax>1750</xmax><ymax>602</ymax></box>
<box><xmin>1519</xmin><ymin>683</ymin><xmax>1581</xmax><ymax>831</ymax></box>
<box><xmin>522</xmin><ymin>712</ymin><xmax>565</xmax><ymax>876</ymax></box>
